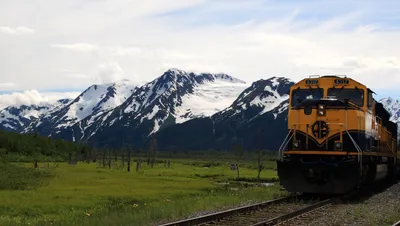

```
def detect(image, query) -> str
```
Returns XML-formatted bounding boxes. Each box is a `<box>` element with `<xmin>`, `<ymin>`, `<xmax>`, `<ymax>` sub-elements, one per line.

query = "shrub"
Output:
<box><xmin>0</xmin><ymin>162</ymin><xmax>53</xmax><ymax>190</ymax></box>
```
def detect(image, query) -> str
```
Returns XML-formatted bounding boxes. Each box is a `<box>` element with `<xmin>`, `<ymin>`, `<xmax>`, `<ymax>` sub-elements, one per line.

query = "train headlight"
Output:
<box><xmin>334</xmin><ymin>141</ymin><xmax>342</xmax><ymax>150</ymax></box>
<box><xmin>293</xmin><ymin>140</ymin><xmax>300</xmax><ymax>149</ymax></box>
<box><xmin>318</xmin><ymin>104</ymin><xmax>326</xmax><ymax>116</ymax></box>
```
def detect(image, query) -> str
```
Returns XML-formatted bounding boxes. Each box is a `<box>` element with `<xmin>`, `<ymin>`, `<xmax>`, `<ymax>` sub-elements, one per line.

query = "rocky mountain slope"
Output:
<box><xmin>0</xmin><ymin>99</ymin><xmax>71</xmax><ymax>133</ymax></box>
<box><xmin>80</xmin><ymin>69</ymin><xmax>249</xmax><ymax>147</ymax></box>
<box><xmin>380</xmin><ymin>97</ymin><xmax>400</xmax><ymax>124</ymax></box>
<box><xmin>154</xmin><ymin>77</ymin><xmax>295</xmax><ymax>150</ymax></box>
<box><xmin>15</xmin><ymin>69</ymin><xmax>247</xmax><ymax>146</ymax></box>
<box><xmin>380</xmin><ymin>97</ymin><xmax>400</xmax><ymax>139</ymax></box>
<box><xmin>22</xmin><ymin>79</ymin><xmax>138</xmax><ymax>140</ymax></box>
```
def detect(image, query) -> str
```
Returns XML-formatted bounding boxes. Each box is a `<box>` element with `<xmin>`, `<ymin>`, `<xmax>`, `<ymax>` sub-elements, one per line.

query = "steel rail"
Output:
<box><xmin>158</xmin><ymin>195</ymin><xmax>300</xmax><ymax>226</ymax></box>
<box><xmin>249</xmin><ymin>198</ymin><xmax>332</xmax><ymax>226</ymax></box>
<box><xmin>250</xmin><ymin>190</ymin><xmax>361</xmax><ymax>226</ymax></box>
<box><xmin>392</xmin><ymin>220</ymin><xmax>400</xmax><ymax>226</ymax></box>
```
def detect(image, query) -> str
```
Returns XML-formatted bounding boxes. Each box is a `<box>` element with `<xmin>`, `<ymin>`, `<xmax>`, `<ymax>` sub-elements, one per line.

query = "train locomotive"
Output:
<box><xmin>277</xmin><ymin>75</ymin><xmax>399</xmax><ymax>194</ymax></box>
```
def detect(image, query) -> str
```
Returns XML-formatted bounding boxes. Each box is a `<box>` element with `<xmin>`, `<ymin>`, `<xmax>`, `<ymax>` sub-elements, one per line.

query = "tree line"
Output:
<box><xmin>0</xmin><ymin>130</ymin><xmax>90</xmax><ymax>163</ymax></box>
<box><xmin>0</xmin><ymin>130</ymin><xmax>166</xmax><ymax>173</ymax></box>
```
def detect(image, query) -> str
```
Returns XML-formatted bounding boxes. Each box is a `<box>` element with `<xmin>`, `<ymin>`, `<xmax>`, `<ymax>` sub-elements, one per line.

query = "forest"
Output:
<box><xmin>0</xmin><ymin>130</ymin><xmax>91</xmax><ymax>164</ymax></box>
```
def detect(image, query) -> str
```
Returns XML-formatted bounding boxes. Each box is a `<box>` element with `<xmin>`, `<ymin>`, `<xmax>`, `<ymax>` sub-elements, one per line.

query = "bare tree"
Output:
<box><xmin>91</xmin><ymin>148</ymin><xmax>97</xmax><ymax>163</ymax></box>
<box><xmin>68</xmin><ymin>152</ymin><xmax>72</xmax><ymax>164</ymax></box>
<box><xmin>121</xmin><ymin>152</ymin><xmax>125</xmax><ymax>169</ymax></box>
<box><xmin>108</xmin><ymin>149</ymin><xmax>112</xmax><ymax>169</ymax></box>
<box><xmin>102</xmin><ymin>147</ymin><xmax>106</xmax><ymax>168</ymax></box>
<box><xmin>136</xmin><ymin>159</ymin><xmax>141</xmax><ymax>172</ymax></box>
<box><xmin>136</xmin><ymin>149</ymin><xmax>142</xmax><ymax>172</ymax></box>
<box><xmin>85</xmin><ymin>143</ymin><xmax>91</xmax><ymax>164</ymax></box>
<box><xmin>149</xmin><ymin>136</ymin><xmax>157</xmax><ymax>168</ymax></box>
<box><xmin>127</xmin><ymin>145</ymin><xmax>131</xmax><ymax>172</ymax></box>
<box><xmin>233</xmin><ymin>144</ymin><xmax>243</xmax><ymax>179</ymax></box>
<box><xmin>147</xmin><ymin>146</ymin><xmax>151</xmax><ymax>166</ymax></box>
<box><xmin>257</xmin><ymin>128</ymin><xmax>264</xmax><ymax>181</ymax></box>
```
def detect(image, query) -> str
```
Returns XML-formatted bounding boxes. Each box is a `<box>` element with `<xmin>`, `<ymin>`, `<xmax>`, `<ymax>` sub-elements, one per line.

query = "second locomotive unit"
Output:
<box><xmin>277</xmin><ymin>75</ymin><xmax>399</xmax><ymax>194</ymax></box>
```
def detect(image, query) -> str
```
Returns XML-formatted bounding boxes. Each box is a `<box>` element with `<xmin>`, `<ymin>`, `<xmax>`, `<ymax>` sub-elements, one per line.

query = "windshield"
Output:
<box><xmin>291</xmin><ymin>88</ymin><xmax>324</xmax><ymax>106</ymax></box>
<box><xmin>327</xmin><ymin>88</ymin><xmax>364</xmax><ymax>106</ymax></box>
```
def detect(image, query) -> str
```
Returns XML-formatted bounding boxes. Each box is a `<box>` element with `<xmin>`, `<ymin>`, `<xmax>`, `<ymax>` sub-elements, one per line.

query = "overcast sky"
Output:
<box><xmin>1</xmin><ymin>0</ymin><xmax>400</xmax><ymax>108</ymax></box>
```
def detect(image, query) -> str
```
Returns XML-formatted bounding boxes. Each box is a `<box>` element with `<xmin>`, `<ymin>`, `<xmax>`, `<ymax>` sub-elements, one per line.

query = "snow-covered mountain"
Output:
<box><xmin>0</xmin><ymin>99</ymin><xmax>72</xmax><ymax>133</ymax></box>
<box><xmin>120</xmin><ymin>68</ymin><xmax>248</xmax><ymax>127</ymax></box>
<box><xmin>212</xmin><ymin>77</ymin><xmax>294</xmax><ymax>125</ymax></box>
<box><xmin>380</xmin><ymin>97</ymin><xmax>400</xmax><ymax>138</ymax></box>
<box><xmin>19</xmin><ymin>69</ymin><xmax>248</xmax><ymax>145</ymax></box>
<box><xmin>380</xmin><ymin>97</ymin><xmax>400</xmax><ymax>124</ymax></box>
<box><xmin>79</xmin><ymin>68</ymin><xmax>248</xmax><ymax>145</ymax></box>
<box><xmin>23</xmin><ymin>79</ymin><xmax>138</xmax><ymax>138</ymax></box>
<box><xmin>155</xmin><ymin>77</ymin><xmax>295</xmax><ymax>151</ymax></box>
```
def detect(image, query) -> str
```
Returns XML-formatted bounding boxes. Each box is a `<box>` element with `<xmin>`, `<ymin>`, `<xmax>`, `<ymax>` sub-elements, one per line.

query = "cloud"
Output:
<box><xmin>50</xmin><ymin>43</ymin><xmax>144</xmax><ymax>57</ymax></box>
<box><xmin>0</xmin><ymin>82</ymin><xmax>16</xmax><ymax>90</ymax></box>
<box><xmin>0</xmin><ymin>90</ymin><xmax>80</xmax><ymax>110</ymax></box>
<box><xmin>0</xmin><ymin>0</ymin><xmax>400</xmax><ymax>98</ymax></box>
<box><xmin>0</xmin><ymin>26</ymin><xmax>35</xmax><ymax>35</ymax></box>
<box><xmin>94</xmin><ymin>62</ymin><xmax>124</xmax><ymax>84</ymax></box>
<box><xmin>50</xmin><ymin>43</ymin><xmax>99</xmax><ymax>53</ymax></box>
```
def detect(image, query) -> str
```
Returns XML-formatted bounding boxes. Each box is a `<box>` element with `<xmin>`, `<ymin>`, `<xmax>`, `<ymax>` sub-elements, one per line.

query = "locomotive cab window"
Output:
<box><xmin>327</xmin><ymin>88</ymin><xmax>364</xmax><ymax>107</ymax></box>
<box><xmin>291</xmin><ymin>88</ymin><xmax>324</xmax><ymax>106</ymax></box>
<box><xmin>367</xmin><ymin>91</ymin><xmax>373</xmax><ymax>109</ymax></box>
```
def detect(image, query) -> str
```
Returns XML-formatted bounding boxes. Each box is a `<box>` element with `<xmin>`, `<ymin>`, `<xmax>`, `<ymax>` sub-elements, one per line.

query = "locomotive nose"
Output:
<box><xmin>290</xmin><ymin>98</ymin><xmax>353</xmax><ymax>151</ymax></box>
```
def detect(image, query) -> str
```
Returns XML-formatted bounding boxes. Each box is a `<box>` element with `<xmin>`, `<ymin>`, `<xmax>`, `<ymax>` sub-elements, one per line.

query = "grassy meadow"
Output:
<box><xmin>0</xmin><ymin>152</ymin><xmax>287</xmax><ymax>226</ymax></box>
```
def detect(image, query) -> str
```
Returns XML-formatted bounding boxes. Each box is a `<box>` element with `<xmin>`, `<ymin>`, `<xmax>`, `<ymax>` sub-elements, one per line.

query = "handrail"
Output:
<box><xmin>278</xmin><ymin>128</ymin><xmax>294</xmax><ymax>159</ymax></box>
<box><xmin>345</xmin><ymin>130</ymin><xmax>363</xmax><ymax>160</ymax></box>
<box><xmin>345</xmin><ymin>130</ymin><xmax>363</xmax><ymax>177</ymax></box>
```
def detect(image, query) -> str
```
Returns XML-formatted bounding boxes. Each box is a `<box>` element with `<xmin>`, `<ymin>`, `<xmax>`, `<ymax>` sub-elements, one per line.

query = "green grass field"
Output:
<box><xmin>0</xmin><ymin>156</ymin><xmax>287</xmax><ymax>226</ymax></box>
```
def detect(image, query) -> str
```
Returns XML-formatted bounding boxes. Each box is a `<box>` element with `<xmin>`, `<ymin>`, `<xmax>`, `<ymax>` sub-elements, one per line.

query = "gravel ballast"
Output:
<box><xmin>306</xmin><ymin>182</ymin><xmax>400</xmax><ymax>226</ymax></box>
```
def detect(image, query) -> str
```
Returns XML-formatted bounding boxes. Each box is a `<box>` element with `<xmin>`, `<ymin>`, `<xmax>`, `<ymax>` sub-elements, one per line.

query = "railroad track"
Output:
<box><xmin>250</xmin><ymin>198</ymin><xmax>334</xmax><ymax>226</ymax></box>
<box><xmin>158</xmin><ymin>194</ymin><xmax>334</xmax><ymax>226</ymax></box>
<box><xmin>159</xmin><ymin>179</ymin><xmax>400</xmax><ymax>226</ymax></box>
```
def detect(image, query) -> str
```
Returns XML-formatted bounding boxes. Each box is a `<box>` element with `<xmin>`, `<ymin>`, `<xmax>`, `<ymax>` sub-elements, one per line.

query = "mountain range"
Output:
<box><xmin>1</xmin><ymin>69</ymin><xmax>399</xmax><ymax>151</ymax></box>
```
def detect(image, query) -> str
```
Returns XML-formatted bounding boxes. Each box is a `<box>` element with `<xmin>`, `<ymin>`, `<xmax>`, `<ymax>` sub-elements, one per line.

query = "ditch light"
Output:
<box><xmin>318</xmin><ymin>104</ymin><xmax>326</xmax><ymax>116</ymax></box>
<box><xmin>334</xmin><ymin>141</ymin><xmax>343</xmax><ymax>150</ymax></box>
<box><xmin>293</xmin><ymin>140</ymin><xmax>300</xmax><ymax>149</ymax></box>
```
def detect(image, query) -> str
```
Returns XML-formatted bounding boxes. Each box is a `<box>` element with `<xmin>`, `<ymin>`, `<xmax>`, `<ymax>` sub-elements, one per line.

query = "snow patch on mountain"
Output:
<box><xmin>143</xmin><ymin>105</ymin><xmax>160</xmax><ymax>123</ymax></box>
<box><xmin>380</xmin><ymin>97</ymin><xmax>400</xmax><ymax>123</ymax></box>
<box><xmin>45</xmin><ymin>79</ymin><xmax>137</xmax><ymax>130</ymax></box>
<box><xmin>215</xmin><ymin>77</ymin><xmax>294</xmax><ymax>123</ymax></box>
<box><xmin>174</xmin><ymin>80</ymin><xmax>248</xmax><ymax>123</ymax></box>
<box><xmin>115</xmin><ymin>69</ymin><xmax>247</xmax><ymax>129</ymax></box>
<box><xmin>273</xmin><ymin>100</ymin><xmax>289</xmax><ymax>119</ymax></box>
<box><xmin>85</xmin><ymin>68</ymin><xmax>249</xmax><ymax>140</ymax></box>
<box><xmin>0</xmin><ymin>99</ymin><xmax>72</xmax><ymax>132</ymax></box>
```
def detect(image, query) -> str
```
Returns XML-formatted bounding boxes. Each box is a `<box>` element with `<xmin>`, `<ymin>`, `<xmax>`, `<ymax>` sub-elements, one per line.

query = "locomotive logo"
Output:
<box><xmin>311</xmin><ymin>120</ymin><xmax>329</xmax><ymax>139</ymax></box>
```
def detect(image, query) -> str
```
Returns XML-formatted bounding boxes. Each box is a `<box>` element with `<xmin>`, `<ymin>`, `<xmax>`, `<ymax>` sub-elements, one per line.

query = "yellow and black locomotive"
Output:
<box><xmin>277</xmin><ymin>75</ymin><xmax>399</xmax><ymax>194</ymax></box>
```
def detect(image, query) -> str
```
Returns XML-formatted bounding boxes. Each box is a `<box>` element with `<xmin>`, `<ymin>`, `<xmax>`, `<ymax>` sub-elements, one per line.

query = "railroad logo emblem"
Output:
<box><xmin>312</xmin><ymin>120</ymin><xmax>329</xmax><ymax>139</ymax></box>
